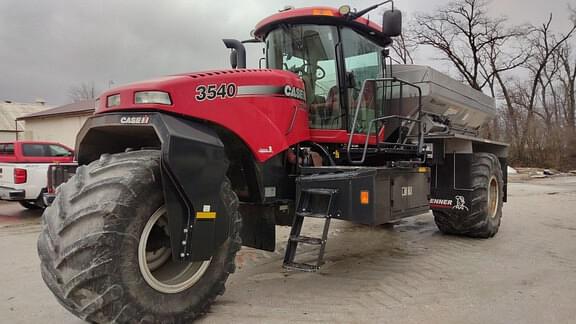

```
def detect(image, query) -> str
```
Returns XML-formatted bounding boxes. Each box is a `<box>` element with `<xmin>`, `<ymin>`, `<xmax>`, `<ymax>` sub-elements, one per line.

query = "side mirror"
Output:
<box><xmin>382</xmin><ymin>10</ymin><xmax>402</xmax><ymax>37</ymax></box>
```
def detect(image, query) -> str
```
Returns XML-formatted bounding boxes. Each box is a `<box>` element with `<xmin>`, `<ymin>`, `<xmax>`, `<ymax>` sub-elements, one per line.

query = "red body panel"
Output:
<box><xmin>0</xmin><ymin>141</ymin><xmax>74</xmax><ymax>164</ymax></box>
<box><xmin>310</xmin><ymin>129</ymin><xmax>381</xmax><ymax>146</ymax></box>
<box><xmin>97</xmin><ymin>69</ymin><xmax>312</xmax><ymax>162</ymax></box>
<box><xmin>97</xmin><ymin>67</ymin><xmax>385</xmax><ymax>161</ymax></box>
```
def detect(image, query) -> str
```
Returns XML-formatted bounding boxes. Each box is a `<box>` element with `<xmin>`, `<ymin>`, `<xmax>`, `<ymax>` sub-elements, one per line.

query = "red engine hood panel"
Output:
<box><xmin>96</xmin><ymin>69</ymin><xmax>311</xmax><ymax>162</ymax></box>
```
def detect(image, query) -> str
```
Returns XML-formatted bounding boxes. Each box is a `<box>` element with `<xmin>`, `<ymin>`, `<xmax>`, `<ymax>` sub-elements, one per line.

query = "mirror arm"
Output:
<box><xmin>347</xmin><ymin>0</ymin><xmax>394</xmax><ymax>20</ymax></box>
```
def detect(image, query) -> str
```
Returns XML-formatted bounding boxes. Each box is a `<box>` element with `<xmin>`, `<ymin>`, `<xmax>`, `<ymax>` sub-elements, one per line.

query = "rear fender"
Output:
<box><xmin>76</xmin><ymin>112</ymin><xmax>230</xmax><ymax>262</ymax></box>
<box><xmin>426</xmin><ymin>136</ymin><xmax>509</xmax><ymax>209</ymax></box>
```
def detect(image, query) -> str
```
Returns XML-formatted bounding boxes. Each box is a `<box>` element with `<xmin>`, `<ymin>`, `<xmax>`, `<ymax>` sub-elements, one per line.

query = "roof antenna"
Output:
<box><xmin>346</xmin><ymin>0</ymin><xmax>394</xmax><ymax>20</ymax></box>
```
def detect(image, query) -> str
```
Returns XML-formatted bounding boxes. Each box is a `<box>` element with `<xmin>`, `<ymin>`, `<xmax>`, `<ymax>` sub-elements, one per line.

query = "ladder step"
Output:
<box><xmin>301</xmin><ymin>188</ymin><xmax>338</xmax><ymax>196</ymax></box>
<box><xmin>289</xmin><ymin>235</ymin><xmax>323</xmax><ymax>245</ymax></box>
<box><xmin>283</xmin><ymin>262</ymin><xmax>320</xmax><ymax>272</ymax></box>
<box><xmin>283</xmin><ymin>186</ymin><xmax>336</xmax><ymax>272</ymax></box>
<box><xmin>295</xmin><ymin>211</ymin><xmax>330</xmax><ymax>219</ymax></box>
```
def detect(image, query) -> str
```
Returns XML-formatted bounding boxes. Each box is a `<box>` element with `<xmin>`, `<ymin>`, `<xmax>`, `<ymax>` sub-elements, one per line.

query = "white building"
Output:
<box><xmin>0</xmin><ymin>101</ymin><xmax>51</xmax><ymax>142</ymax></box>
<box><xmin>18</xmin><ymin>100</ymin><xmax>95</xmax><ymax>148</ymax></box>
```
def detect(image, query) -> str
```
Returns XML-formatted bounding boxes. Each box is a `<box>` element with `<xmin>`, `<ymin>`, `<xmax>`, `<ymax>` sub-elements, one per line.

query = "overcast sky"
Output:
<box><xmin>0</xmin><ymin>0</ymin><xmax>573</xmax><ymax>105</ymax></box>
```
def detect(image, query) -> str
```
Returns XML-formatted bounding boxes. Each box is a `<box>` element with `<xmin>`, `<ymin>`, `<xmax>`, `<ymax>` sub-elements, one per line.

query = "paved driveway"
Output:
<box><xmin>1</xmin><ymin>177</ymin><xmax>575</xmax><ymax>323</ymax></box>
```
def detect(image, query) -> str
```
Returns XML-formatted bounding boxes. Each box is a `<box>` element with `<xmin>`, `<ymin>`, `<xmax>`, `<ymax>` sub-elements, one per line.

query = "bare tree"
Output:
<box><xmin>560</xmin><ymin>6</ymin><xmax>576</xmax><ymax>136</ymax></box>
<box><xmin>412</xmin><ymin>0</ymin><xmax>576</xmax><ymax>169</ymax></box>
<box><xmin>390</xmin><ymin>32</ymin><xmax>417</xmax><ymax>64</ymax></box>
<box><xmin>555</xmin><ymin>8</ymin><xmax>576</xmax><ymax>167</ymax></box>
<box><xmin>481</xmin><ymin>21</ymin><xmax>529</xmax><ymax>96</ymax></box>
<box><xmin>494</xmin><ymin>12</ymin><xmax>576</xmax><ymax>167</ymax></box>
<box><xmin>479</xmin><ymin>17</ymin><xmax>528</xmax><ymax>142</ymax></box>
<box><xmin>523</xmin><ymin>15</ymin><xmax>575</xmax><ymax>121</ymax></box>
<box><xmin>68</xmin><ymin>82</ymin><xmax>98</xmax><ymax>102</ymax></box>
<box><xmin>511</xmin><ymin>14</ymin><xmax>576</xmax><ymax>164</ymax></box>
<box><xmin>413</xmin><ymin>0</ymin><xmax>525</xmax><ymax>91</ymax></box>
<box><xmin>558</xmin><ymin>42</ymin><xmax>576</xmax><ymax>135</ymax></box>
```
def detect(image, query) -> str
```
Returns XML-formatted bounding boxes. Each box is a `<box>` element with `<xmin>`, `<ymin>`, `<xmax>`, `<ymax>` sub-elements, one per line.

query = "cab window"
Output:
<box><xmin>267</xmin><ymin>25</ymin><xmax>342</xmax><ymax>129</ymax></box>
<box><xmin>341</xmin><ymin>27</ymin><xmax>382</xmax><ymax>133</ymax></box>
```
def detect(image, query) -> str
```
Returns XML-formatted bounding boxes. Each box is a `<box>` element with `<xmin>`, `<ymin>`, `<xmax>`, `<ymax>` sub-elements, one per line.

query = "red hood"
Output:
<box><xmin>96</xmin><ymin>68</ymin><xmax>304</xmax><ymax>114</ymax></box>
<box><xmin>94</xmin><ymin>69</ymin><xmax>310</xmax><ymax>163</ymax></box>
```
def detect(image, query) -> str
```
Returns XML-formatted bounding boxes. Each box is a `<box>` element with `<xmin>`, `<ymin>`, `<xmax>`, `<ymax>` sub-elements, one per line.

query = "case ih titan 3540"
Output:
<box><xmin>38</xmin><ymin>2</ymin><xmax>508</xmax><ymax>322</ymax></box>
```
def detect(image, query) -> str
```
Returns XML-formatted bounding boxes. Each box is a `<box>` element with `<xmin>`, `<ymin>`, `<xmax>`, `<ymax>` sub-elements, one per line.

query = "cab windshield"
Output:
<box><xmin>266</xmin><ymin>24</ymin><xmax>384</xmax><ymax>131</ymax></box>
<box><xmin>267</xmin><ymin>25</ymin><xmax>340</xmax><ymax>128</ymax></box>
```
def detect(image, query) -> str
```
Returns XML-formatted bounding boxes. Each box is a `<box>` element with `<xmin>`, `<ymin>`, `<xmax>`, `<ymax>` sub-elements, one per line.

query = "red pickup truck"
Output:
<box><xmin>0</xmin><ymin>141</ymin><xmax>74</xmax><ymax>209</ymax></box>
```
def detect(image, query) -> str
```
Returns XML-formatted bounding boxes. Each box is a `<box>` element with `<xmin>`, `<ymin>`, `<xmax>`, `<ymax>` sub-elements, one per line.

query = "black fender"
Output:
<box><xmin>426</xmin><ymin>136</ymin><xmax>509</xmax><ymax>205</ymax></box>
<box><xmin>76</xmin><ymin>112</ymin><xmax>230</xmax><ymax>261</ymax></box>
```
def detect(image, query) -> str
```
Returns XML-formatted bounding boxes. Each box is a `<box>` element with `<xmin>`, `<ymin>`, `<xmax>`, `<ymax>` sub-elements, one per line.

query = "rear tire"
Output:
<box><xmin>433</xmin><ymin>153</ymin><xmax>503</xmax><ymax>238</ymax></box>
<box><xmin>37</xmin><ymin>150</ymin><xmax>242</xmax><ymax>323</ymax></box>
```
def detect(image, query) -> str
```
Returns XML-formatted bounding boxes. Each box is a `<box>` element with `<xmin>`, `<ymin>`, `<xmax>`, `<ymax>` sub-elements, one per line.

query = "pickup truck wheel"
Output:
<box><xmin>433</xmin><ymin>153</ymin><xmax>504</xmax><ymax>238</ymax></box>
<box><xmin>37</xmin><ymin>150</ymin><xmax>242</xmax><ymax>323</ymax></box>
<box><xmin>19</xmin><ymin>201</ymin><xmax>43</xmax><ymax>210</ymax></box>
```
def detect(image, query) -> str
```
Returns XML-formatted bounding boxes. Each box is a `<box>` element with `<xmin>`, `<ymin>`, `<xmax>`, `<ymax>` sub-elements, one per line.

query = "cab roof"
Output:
<box><xmin>254</xmin><ymin>6</ymin><xmax>391</xmax><ymax>47</ymax></box>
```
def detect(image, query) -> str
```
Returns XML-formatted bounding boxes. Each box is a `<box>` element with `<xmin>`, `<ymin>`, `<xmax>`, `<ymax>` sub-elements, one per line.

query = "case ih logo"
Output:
<box><xmin>120</xmin><ymin>116</ymin><xmax>150</xmax><ymax>124</ymax></box>
<box><xmin>284</xmin><ymin>85</ymin><xmax>306</xmax><ymax>101</ymax></box>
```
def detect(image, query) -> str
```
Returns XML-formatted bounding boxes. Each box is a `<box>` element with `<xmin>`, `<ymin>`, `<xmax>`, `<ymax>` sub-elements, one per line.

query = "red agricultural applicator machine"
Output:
<box><xmin>38</xmin><ymin>2</ymin><xmax>507</xmax><ymax>322</ymax></box>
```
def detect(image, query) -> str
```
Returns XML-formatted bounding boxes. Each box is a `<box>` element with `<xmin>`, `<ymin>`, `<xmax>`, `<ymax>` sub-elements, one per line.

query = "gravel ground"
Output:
<box><xmin>1</xmin><ymin>176</ymin><xmax>575</xmax><ymax>323</ymax></box>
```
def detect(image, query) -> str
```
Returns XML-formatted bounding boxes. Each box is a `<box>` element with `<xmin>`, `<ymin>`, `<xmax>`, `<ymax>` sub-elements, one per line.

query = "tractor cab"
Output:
<box><xmin>253</xmin><ymin>5</ymin><xmax>422</xmax><ymax>162</ymax></box>
<box><xmin>265</xmin><ymin>22</ymin><xmax>382</xmax><ymax>130</ymax></box>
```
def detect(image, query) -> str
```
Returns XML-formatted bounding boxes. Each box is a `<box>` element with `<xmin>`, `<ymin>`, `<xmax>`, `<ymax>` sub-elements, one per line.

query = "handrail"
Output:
<box><xmin>346</xmin><ymin>77</ymin><xmax>424</xmax><ymax>164</ymax></box>
<box><xmin>355</xmin><ymin>116</ymin><xmax>422</xmax><ymax>164</ymax></box>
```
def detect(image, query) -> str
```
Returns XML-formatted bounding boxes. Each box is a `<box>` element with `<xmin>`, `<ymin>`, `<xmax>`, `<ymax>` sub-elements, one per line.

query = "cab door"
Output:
<box><xmin>309</xmin><ymin>27</ymin><xmax>386</xmax><ymax>146</ymax></box>
<box><xmin>340</xmin><ymin>27</ymin><xmax>385</xmax><ymax>143</ymax></box>
<box><xmin>266</xmin><ymin>24</ymin><xmax>344</xmax><ymax>132</ymax></box>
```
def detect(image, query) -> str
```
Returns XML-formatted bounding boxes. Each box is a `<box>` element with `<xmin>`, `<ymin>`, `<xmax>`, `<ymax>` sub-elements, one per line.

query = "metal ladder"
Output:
<box><xmin>283</xmin><ymin>188</ymin><xmax>338</xmax><ymax>272</ymax></box>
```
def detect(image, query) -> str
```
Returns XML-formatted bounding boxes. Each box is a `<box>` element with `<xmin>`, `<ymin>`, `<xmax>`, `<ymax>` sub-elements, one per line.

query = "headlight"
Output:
<box><xmin>107</xmin><ymin>94</ymin><xmax>120</xmax><ymax>107</ymax></box>
<box><xmin>134</xmin><ymin>91</ymin><xmax>172</xmax><ymax>105</ymax></box>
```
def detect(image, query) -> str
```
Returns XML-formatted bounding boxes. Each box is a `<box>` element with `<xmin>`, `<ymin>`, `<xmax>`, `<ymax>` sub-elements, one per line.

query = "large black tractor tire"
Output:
<box><xmin>433</xmin><ymin>153</ymin><xmax>504</xmax><ymax>238</ymax></box>
<box><xmin>37</xmin><ymin>150</ymin><xmax>242</xmax><ymax>323</ymax></box>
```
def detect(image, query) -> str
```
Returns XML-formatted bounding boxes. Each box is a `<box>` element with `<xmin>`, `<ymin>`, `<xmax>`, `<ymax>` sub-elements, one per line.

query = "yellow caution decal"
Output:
<box><xmin>196</xmin><ymin>211</ymin><xmax>216</xmax><ymax>220</ymax></box>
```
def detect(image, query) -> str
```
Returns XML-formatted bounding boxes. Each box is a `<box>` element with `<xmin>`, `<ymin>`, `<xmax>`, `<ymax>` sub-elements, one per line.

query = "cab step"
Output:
<box><xmin>289</xmin><ymin>235</ymin><xmax>324</xmax><ymax>245</ymax></box>
<box><xmin>282</xmin><ymin>187</ymin><xmax>337</xmax><ymax>272</ymax></box>
<box><xmin>283</xmin><ymin>261</ymin><xmax>320</xmax><ymax>272</ymax></box>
